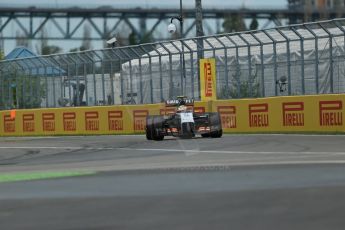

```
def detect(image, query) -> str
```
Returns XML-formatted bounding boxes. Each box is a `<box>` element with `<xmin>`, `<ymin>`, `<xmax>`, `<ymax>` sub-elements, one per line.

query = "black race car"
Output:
<box><xmin>146</xmin><ymin>96</ymin><xmax>223</xmax><ymax>140</ymax></box>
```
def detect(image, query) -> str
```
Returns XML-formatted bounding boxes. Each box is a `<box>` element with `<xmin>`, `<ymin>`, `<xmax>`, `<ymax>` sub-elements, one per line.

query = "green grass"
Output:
<box><xmin>0</xmin><ymin>171</ymin><xmax>95</xmax><ymax>183</ymax></box>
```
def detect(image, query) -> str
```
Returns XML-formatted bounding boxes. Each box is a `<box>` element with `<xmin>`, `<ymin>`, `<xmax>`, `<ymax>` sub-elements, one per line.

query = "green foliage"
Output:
<box><xmin>0</xmin><ymin>50</ymin><xmax>4</xmax><ymax>60</ymax></box>
<box><xmin>42</xmin><ymin>45</ymin><xmax>62</xmax><ymax>55</ymax></box>
<box><xmin>129</xmin><ymin>32</ymin><xmax>139</xmax><ymax>45</ymax></box>
<box><xmin>129</xmin><ymin>31</ymin><xmax>154</xmax><ymax>45</ymax></box>
<box><xmin>249</xmin><ymin>18</ymin><xmax>259</xmax><ymax>31</ymax></box>
<box><xmin>140</xmin><ymin>32</ymin><xmax>154</xmax><ymax>44</ymax></box>
<box><xmin>222</xmin><ymin>15</ymin><xmax>246</xmax><ymax>33</ymax></box>
<box><xmin>0</xmin><ymin>72</ymin><xmax>45</xmax><ymax>109</ymax></box>
<box><xmin>218</xmin><ymin>68</ymin><xmax>261</xmax><ymax>99</ymax></box>
<box><xmin>69</xmin><ymin>48</ymin><xmax>79</xmax><ymax>52</ymax></box>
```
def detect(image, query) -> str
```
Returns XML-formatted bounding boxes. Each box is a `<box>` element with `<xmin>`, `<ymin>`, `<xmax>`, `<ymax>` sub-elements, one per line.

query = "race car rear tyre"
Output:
<box><xmin>146</xmin><ymin>116</ymin><xmax>154</xmax><ymax>140</ymax></box>
<box><xmin>152</xmin><ymin>116</ymin><xmax>165</xmax><ymax>141</ymax></box>
<box><xmin>208</xmin><ymin>113</ymin><xmax>223</xmax><ymax>138</ymax></box>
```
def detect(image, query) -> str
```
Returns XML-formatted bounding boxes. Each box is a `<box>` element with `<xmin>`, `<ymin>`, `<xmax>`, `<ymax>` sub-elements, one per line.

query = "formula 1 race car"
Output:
<box><xmin>146</xmin><ymin>96</ymin><xmax>223</xmax><ymax>141</ymax></box>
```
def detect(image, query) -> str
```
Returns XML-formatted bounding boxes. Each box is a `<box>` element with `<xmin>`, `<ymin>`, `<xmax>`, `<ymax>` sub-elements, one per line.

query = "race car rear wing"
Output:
<box><xmin>165</xmin><ymin>99</ymin><xmax>194</xmax><ymax>107</ymax></box>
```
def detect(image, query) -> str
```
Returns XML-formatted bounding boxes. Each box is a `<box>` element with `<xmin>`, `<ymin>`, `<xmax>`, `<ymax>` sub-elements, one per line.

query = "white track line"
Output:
<box><xmin>0</xmin><ymin>146</ymin><xmax>344</xmax><ymax>156</ymax></box>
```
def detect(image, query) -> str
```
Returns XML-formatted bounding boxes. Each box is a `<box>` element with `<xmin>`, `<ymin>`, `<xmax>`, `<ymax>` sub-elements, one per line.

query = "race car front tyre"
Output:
<box><xmin>208</xmin><ymin>113</ymin><xmax>223</xmax><ymax>138</ymax></box>
<box><xmin>210</xmin><ymin>129</ymin><xmax>223</xmax><ymax>138</ymax></box>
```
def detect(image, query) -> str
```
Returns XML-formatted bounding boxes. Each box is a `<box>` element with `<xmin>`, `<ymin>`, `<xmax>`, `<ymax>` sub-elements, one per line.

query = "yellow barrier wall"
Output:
<box><xmin>213</xmin><ymin>94</ymin><xmax>344</xmax><ymax>133</ymax></box>
<box><xmin>0</xmin><ymin>101</ymin><xmax>209</xmax><ymax>136</ymax></box>
<box><xmin>0</xmin><ymin>95</ymin><xmax>344</xmax><ymax>136</ymax></box>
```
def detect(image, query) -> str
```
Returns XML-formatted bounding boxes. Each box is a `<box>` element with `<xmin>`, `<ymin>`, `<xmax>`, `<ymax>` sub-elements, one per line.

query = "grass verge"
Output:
<box><xmin>0</xmin><ymin>171</ymin><xmax>95</xmax><ymax>183</ymax></box>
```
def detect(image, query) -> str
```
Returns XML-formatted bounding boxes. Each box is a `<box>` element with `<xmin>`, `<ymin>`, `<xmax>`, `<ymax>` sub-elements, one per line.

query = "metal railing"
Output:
<box><xmin>1</xmin><ymin>18</ymin><xmax>345</xmax><ymax>109</ymax></box>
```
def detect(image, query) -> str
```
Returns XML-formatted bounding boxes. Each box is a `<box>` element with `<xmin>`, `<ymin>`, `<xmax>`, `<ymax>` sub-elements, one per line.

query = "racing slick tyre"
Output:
<box><xmin>152</xmin><ymin>116</ymin><xmax>165</xmax><ymax>141</ymax></box>
<box><xmin>201</xmin><ymin>133</ymin><xmax>210</xmax><ymax>138</ymax></box>
<box><xmin>210</xmin><ymin>129</ymin><xmax>223</xmax><ymax>138</ymax></box>
<box><xmin>146</xmin><ymin>116</ymin><xmax>154</xmax><ymax>140</ymax></box>
<box><xmin>208</xmin><ymin>112</ymin><xmax>223</xmax><ymax>138</ymax></box>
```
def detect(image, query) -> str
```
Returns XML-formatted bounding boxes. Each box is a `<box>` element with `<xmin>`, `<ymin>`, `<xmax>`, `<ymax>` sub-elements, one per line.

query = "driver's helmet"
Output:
<box><xmin>178</xmin><ymin>99</ymin><xmax>186</xmax><ymax>106</ymax></box>
<box><xmin>177</xmin><ymin>105</ymin><xmax>187</xmax><ymax>112</ymax></box>
<box><xmin>176</xmin><ymin>98</ymin><xmax>187</xmax><ymax>112</ymax></box>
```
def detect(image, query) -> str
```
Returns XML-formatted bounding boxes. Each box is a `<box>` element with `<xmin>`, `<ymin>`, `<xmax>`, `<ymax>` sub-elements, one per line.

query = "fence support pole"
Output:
<box><xmin>291</xmin><ymin>27</ymin><xmax>305</xmax><ymax>95</ymax></box>
<box><xmin>304</xmin><ymin>25</ymin><xmax>319</xmax><ymax>94</ymax></box>
<box><xmin>319</xmin><ymin>23</ymin><xmax>334</xmax><ymax>93</ymax></box>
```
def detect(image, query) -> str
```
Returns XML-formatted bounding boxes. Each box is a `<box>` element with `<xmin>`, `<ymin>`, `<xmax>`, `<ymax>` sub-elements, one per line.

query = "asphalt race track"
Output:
<box><xmin>1</xmin><ymin>134</ymin><xmax>345</xmax><ymax>230</ymax></box>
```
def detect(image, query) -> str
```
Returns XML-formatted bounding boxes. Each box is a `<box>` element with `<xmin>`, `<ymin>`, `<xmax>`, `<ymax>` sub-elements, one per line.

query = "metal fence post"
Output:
<box><xmin>181</xmin><ymin>40</ymin><xmax>195</xmax><ymax>98</ymax></box>
<box><xmin>92</xmin><ymin>51</ymin><xmax>103</xmax><ymax>105</ymax></box>
<box><xmin>129</xmin><ymin>46</ymin><xmax>145</xmax><ymax>104</ymax></box>
<box><xmin>333</xmin><ymin>20</ymin><xmax>345</xmax><ymax>93</ymax></box>
<box><xmin>169</xmin><ymin>41</ymin><xmax>185</xmax><ymax>96</ymax></box>
<box><xmin>140</xmin><ymin>45</ymin><xmax>155</xmax><ymax>104</ymax></box>
<box><xmin>192</xmin><ymin>38</ymin><xmax>205</xmax><ymax>100</ymax></box>
<box><xmin>263</xmin><ymin>30</ymin><xmax>278</xmax><ymax>96</ymax></box>
<box><xmin>276</xmin><ymin>28</ymin><xmax>292</xmax><ymax>95</ymax></box>
<box><xmin>250</xmin><ymin>32</ymin><xmax>265</xmax><ymax>97</ymax></box>
<box><xmin>304</xmin><ymin>24</ymin><xmax>319</xmax><ymax>94</ymax></box>
<box><xmin>109</xmin><ymin>49</ymin><xmax>124</xmax><ymax>105</ymax></box>
<box><xmin>225</xmin><ymin>35</ymin><xmax>241</xmax><ymax>98</ymax></box>
<box><xmin>238</xmin><ymin>34</ymin><xmax>253</xmax><ymax>97</ymax></box>
<box><xmin>291</xmin><ymin>26</ymin><xmax>305</xmax><ymax>95</ymax></box>
<box><xmin>204</xmin><ymin>38</ymin><xmax>216</xmax><ymax>58</ymax></box>
<box><xmin>0</xmin><ymin>69</ymin><xmax>4</xmax><ymax>109</ymax></box>
<box><xmin>319</xmin><ymin>23</ymin><xmax>334</xmax><ymax>93</ymax></box>
<box><xmin>213</xmin><ymin>36</ymin><xmax>229</xmax><ymax>95</ymax></box>
<box><xmin>76</xmin><ymin>53</ymin><xmax>91</xmax><ymax>106</ymax></box>
<box><xmin>102</xmin><ymin>51</ymin><xmax>116</xmax><ymax>106</ymax></box>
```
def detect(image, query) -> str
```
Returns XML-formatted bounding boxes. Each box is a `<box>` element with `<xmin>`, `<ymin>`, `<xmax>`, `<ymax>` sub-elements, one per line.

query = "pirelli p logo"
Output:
<box><xmin>217</xmin><ymin>106</ymin><xmax>236</xmax><ymax>129</ymax></box>
<box><xmin>3</xmin><ymin>115</ymin><xmax>15</xmax><ymax>133</ymax></box>
<box><xmin>249</xmin><ymin>103</ymin><xmax>269</xmax><ymax>127</ymax></box>
<box><xmin>319</xmin><ymin>101</ymin><xmax>343</xmax><ymax>126</ymax></box>
<box><xmin>108</xmin><ymin>111</ymin><xmax>123</xmax><ymax>131</ymax></box>
<box><xmin>282</xmin><ymin>102</ymin><xmax>304</xmax><ymax>127</ymax></box>
<box><xmin>85</xmin><ymin>112</ymin><xmax>99</xmax><ymax>131</ymax></box>
<box><xmin>23</xmin><ymin>114</ymin><xmax>35</xmax><ymax>132</ymax></box>
<box><xmin>42</xmin><ymin>113</ymin><xmax>55</xmax><ymax>132</ymax></box>
<box><xmin>133</xmin><ymin>110</ymin><xmax>149</xmax><ymax>131</ymax></box>
<box><xmin>63</xmin><ymin>112</ymin><xmax>76</xmax><ymax>131</ymax></box>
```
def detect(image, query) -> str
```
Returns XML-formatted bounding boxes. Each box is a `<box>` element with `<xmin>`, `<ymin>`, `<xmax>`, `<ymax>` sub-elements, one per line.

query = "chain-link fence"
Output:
<box><xmin>1</xmin><ymin>18</ymin><xmax>345</xmax><ymax>110</ymax></box>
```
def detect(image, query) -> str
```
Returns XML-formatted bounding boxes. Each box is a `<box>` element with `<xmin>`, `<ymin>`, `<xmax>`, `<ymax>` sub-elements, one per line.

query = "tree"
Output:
<box><xmin>141</xmin><ymin>32</ymin><xmax>154</xmax><ymax>44</ymax></box>
<box><xmin>334</xmin><ymin>0</ymin><xmax>343</xmax><ymax>18</ymax></box>
<box><xmin>222</xmin><ymin>14</ymin><xmax>246</xmax><ymax>33</ymax></box>
<box><xmin>37</xmin><ymin>28</ymin><xmax>62</xmax><ymax>55</ymax></box>
<box><xmin>16</xmin><ymin>31</ymin><xmax>30</xmax><ymax>47</ymax></box>
<box><xmin>304</xmin><ymin>0</ymin><xmax>312</xmax><ymax>22</ymax></box>
<box><xmin>0</xmin><ymin>50</ymin><xmax>4</xmax><ymax>60</ymax></box>
<box><xmin>69</xmin><ymin>48</ymin><xmax>79</xmax><ymax>52</ymax></box>
<box><xmin>0</xmin><ymin>70</ymin><xmax>45</xmax><ymax>109</ymax></box>
<box><xmin>249</xmin><ymin>17</ymin><xmax>259</xmax><ymax>31</ymax></box>
<box><xmin>129</xmin><ymin>31</ymin><xmax>139</xmax><ymax>45</ymax></box>
<box><xmin>218</xmin><ymin>67</ymin><xmax>261</xmax><ymax>99</ymax></box>
<box><xmin>42</xmin><ymin>45</ymin><xmax>62</xmax><ymax>55</ymax></box>
<box><xmin>80</xmin><ymin>24</ymin><xmax>92</xmax><ymax>51</ymax></box>
<box><xmin>128</xmin><ymin>31</ymin><xmax>153</xmax><ymax>45</ymax></box>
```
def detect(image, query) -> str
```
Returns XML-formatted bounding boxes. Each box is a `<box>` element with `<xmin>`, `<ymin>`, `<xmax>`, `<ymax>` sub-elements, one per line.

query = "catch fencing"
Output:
<box><xmin>1</xmin><ymin>18</ymin><xmax>345</xmax><ymax>109</ymax></box>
